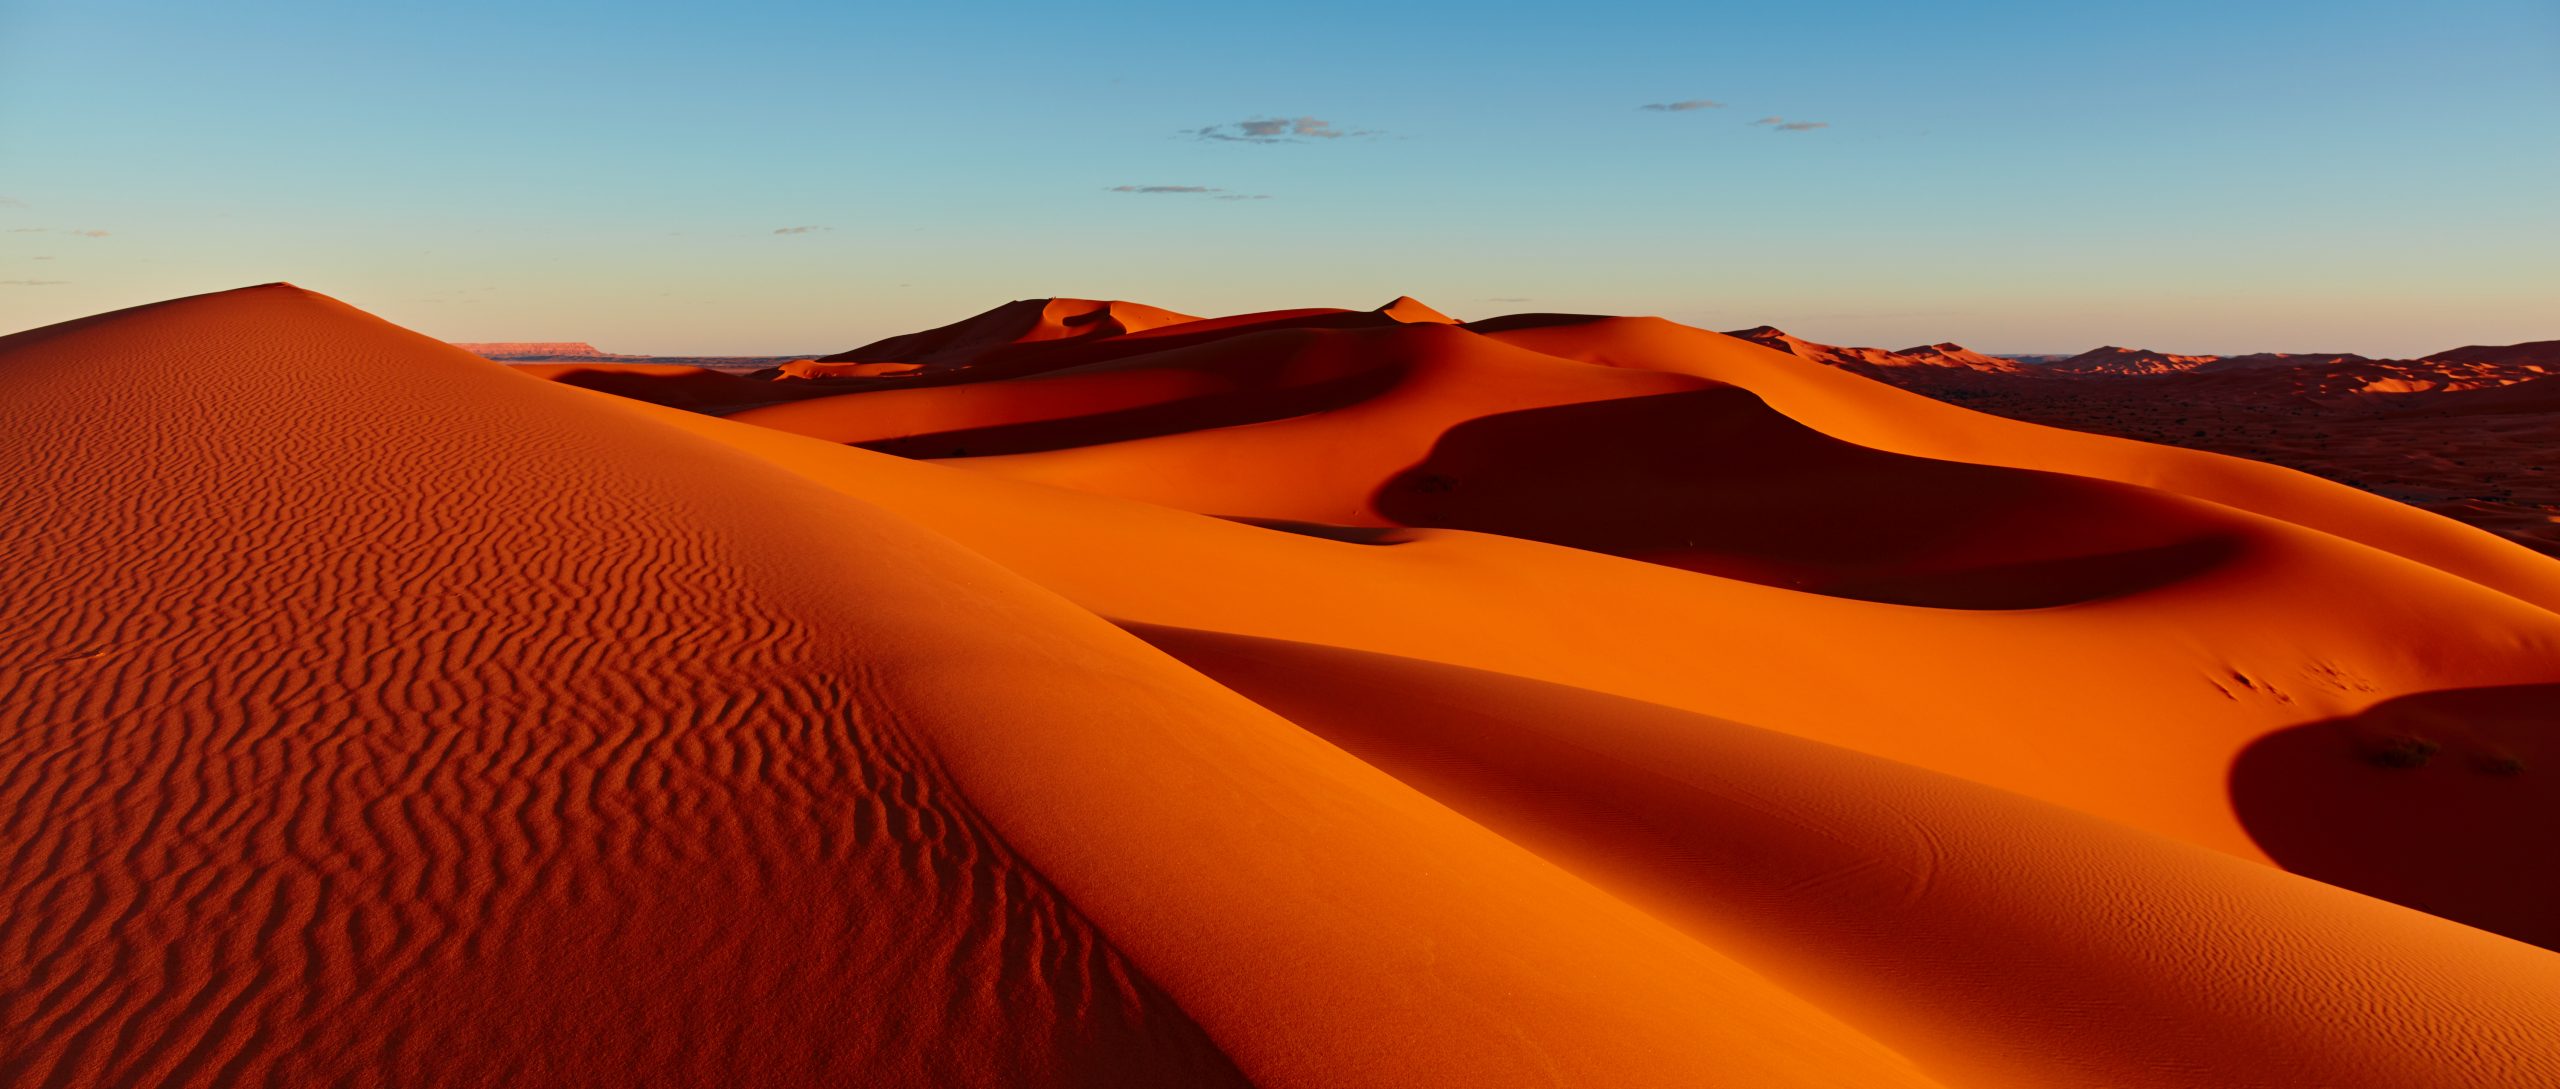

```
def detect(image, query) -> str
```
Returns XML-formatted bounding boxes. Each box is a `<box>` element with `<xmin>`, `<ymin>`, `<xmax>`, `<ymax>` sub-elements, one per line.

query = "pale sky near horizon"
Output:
<box><xmin>4</xmin><ymin>0</ymin><xmax>2556</xmax><ymax>356</ymax></box>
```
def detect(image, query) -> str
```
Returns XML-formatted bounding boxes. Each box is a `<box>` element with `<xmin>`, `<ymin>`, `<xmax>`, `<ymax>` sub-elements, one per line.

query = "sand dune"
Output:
<box><xmin>1741</xmin><ymin>327</ymin><xmax>2560</xmax><ymax>560</ymax></box>
<box><xmin>10</xmin><ymin>284</ymin><xmax>2559</xmax><ymax>1087</ymax></box>
<box><xmin>827</xmin><ymin>297</ymin><xmax>1202</xmax><ymax>368</ymax></box>
<box><xmin>1473</xmin><ymin>315</ymin><xmax>2560</xmax><ymax>610</ymax></box>
<box><xmin>620</xmin><ymin>383</ymin><xmax>2560</xmax><ymax>940</ymax></box>
<box><xmin>511</xmin><ymin>361</ymin><xmax>793</xmax><ymax>411</ymax></box>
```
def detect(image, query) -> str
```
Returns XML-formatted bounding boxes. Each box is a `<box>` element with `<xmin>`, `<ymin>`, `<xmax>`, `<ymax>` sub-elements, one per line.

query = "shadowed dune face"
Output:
<box><xmin>854</xmin><ymin>359</ymin><xmax>1408</xmax><ymax>459</ymax></box>
<box><xmin>1373</xmin><ymin>386</ymin><xmax>2248</xmax><ymax>607</ymax></box>
<box><xmin>511</xmin><ymin>362</ymin><xmax>789</xmax><ymax>411</ymax></box>
<box><xmin>1467</xmin><ymin>315</ymin><xmax>2560</xmax><ymax>615</ymax></box>
<box><xmin>736</xmin><ymin>327</ymin><xmax>1420</xmax><ymax>457</ymax></box>
<box><xmin>2232</xmin><ymin>684</ymin><xmax>2559</xmax><ymax>949</ymax></box>
<box><xmin>1215</xmin><ymin>516</ymin><xmax>1419</xmax><ymax>544</ymax></box>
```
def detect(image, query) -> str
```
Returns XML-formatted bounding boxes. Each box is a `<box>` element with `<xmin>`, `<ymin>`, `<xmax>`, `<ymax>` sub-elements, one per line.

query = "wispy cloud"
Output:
<box><xmin>1108</xmin><ymin>185</ymin><xmax>1274</xmax><ymax>201</ymax></box>
<box><xmin>0</xmin><ymin>196</ymin><xmax>24</xmax><ymax>208</ymax></box>
<box><xmin>65</xmin><ymin>229</ymin><xmax>108</xmax><ymax>237</ymax></box>
<box><xmin>1640</xmin><ymin>100</ymin><xmax>1723</xmax><ymax>112</ymax></box>
<box><xmin>1189</xmin><ymin>116</ymin><xmax>1376</xmax><ymax>143</ymax></box>
<box><xmin>1</xmin><ymin>279</ymin><xmax>68</xmax><ymax>286</ymax></box>
<box><xmin>771</xmin><ymin>225</ymin><xmax>829</xmax><ymax>235</ymax></box>
<box><xmin>1752</xmin><ymin>116</ymin><xmax>1828</xmax><ymax>131</ymax></box>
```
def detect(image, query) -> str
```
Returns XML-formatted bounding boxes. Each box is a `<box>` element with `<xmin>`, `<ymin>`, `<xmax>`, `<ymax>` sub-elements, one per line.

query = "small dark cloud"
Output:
<box><xmin>1751</xmin><ymin>116</ymin><xmax>1784</xmax><ymax>125</ymax></box>
<box><xmin>1640</xmin><ymin>100</ymin><xmax>1723</xmax><ymax>112</ymax></box>
<box><xmin>65</xmin><ymin>229</ymin><xmax>108</xmax><ymax>237</ymax></box>
<box><xmin>1191</xmin><ymin>116</ymin><xmax>1375</xmax><ymax>143</ymax></box>
<box><xmin>8</xmin><ymin>227</ymin><xmax>46</xmax><ymax>233</ymax></box>
<box><xmin>1774</xmin><ymin>121</ymin><xmax>1829</xmax><ymax>132</ymax></box>
<box><xmin>772</xmin><ymin>225</ymin><xmax>829</xmax><ymax>235</ymax></box>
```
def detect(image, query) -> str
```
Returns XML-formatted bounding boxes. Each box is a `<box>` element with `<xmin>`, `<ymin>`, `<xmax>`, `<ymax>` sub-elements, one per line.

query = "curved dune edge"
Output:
<box><xmin>0</xmin><ymin>285</ymin><xmax>1955</xmax><ymax>1087</ymax></box>
<box><xmin>1131</xmin><ymin>623</ymin><xmax>2560</xmax><ymax>1089</ymax></box>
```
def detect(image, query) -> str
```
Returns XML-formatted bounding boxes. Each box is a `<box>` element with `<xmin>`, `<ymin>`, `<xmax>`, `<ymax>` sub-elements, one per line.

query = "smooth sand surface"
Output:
<box><xmin>9</xmin><ymin>286</ymin><xmax>2558</xmax><ymax>1087</ymax></box>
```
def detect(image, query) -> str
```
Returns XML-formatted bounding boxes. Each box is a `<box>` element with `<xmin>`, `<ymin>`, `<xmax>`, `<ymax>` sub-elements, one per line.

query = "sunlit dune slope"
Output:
<box><xmin>1</xmin><ymin>285</ymin><xmax>1976</xmax><ymax>1088</ymax></box>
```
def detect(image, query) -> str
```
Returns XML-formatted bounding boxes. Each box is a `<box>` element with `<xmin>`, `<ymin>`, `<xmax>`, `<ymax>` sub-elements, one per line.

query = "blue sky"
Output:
<box><xmin>4</xmin><ymin>0</ymin><xmax>2555</xmax><ymax>354</ymax></box>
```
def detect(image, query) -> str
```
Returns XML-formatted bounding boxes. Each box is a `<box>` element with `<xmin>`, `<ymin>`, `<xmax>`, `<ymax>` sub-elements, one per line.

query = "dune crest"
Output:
<box><xmin>1375</xmin><ymin>295</ymin><xmax>1457</xmax><ymax>323</ymax></box>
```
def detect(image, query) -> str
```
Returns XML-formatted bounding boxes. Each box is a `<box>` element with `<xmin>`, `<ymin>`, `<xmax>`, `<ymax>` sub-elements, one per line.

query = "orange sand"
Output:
<box><xmin>8</xmin><ymin>286</ymin><xmax>2558</xmax><ymax>1088</ymax></box>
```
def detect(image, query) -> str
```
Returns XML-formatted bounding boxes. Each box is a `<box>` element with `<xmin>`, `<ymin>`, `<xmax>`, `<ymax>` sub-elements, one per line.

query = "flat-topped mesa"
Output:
<box><xmin>453</xmin><ymin>341</ymin><xmax>635</xmax><ymax>361</ymax></box>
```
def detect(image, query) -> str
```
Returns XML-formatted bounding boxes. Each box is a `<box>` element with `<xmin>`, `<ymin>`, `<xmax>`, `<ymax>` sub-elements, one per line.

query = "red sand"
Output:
<box><xmin>10</xmin><ymin>286</ymin><xmax>2560</xmax><ymax>1088</ymax></box>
